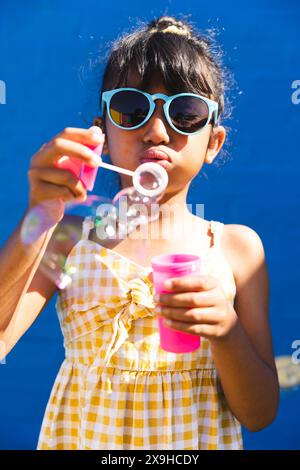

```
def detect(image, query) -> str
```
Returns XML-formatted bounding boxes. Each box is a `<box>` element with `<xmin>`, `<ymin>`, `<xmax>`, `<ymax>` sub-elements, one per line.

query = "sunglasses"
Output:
<box><xmin>100</xmin><ymin>87</ymin><xmax>219</xmax><ymax>136</ymax></box>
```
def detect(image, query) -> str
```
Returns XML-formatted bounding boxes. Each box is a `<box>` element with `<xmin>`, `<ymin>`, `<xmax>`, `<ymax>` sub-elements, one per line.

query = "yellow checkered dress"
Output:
<box><xmin>37</xmin><ymin>219</ymin><xmax>243</xmax><ymax>450</ymax></box>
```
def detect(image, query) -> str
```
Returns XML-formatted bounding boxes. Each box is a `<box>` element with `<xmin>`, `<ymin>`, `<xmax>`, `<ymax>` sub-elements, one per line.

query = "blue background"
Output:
<box><xmin>0</xmin><ymin>0</ymin><xmax>299</xmax><ymax>449</ymax></box>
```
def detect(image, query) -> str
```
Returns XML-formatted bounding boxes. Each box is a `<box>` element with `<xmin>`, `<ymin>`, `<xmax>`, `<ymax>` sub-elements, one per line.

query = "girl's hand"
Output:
<box><xmin>153</xmin><ymin>275</ymin><xmax>238</xmax><ymax>342</ymax></box>
<box><xmin>28</xmin><ymin>126</ymin><xmax>104</xmax><ymax>214</ymax></box>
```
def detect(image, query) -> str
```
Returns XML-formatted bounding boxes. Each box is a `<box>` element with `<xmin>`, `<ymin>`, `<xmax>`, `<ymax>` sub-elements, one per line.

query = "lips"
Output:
<box><xmin>138</xmin><ymin>149</ymin><xmax>173</xmax><ymax>172</ymax></box>
<box><xmin>138</xmin><ymin>149</ymin><xmax>172</xmax><ymax>164</ymax></box>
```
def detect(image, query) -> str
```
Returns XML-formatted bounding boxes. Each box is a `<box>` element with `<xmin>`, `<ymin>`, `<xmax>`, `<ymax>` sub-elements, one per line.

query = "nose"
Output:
<box><xmin>142</xmin><ymin>99</ymin><xmax>170</xmax><ymax>144</ymax></box>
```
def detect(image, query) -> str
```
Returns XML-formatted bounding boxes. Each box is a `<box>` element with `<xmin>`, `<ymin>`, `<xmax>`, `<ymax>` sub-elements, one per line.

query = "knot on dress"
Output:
<box><xmin>103</xmin><ymin>274</ymin><xmax>155</xmax><ymax>367</ymax></box>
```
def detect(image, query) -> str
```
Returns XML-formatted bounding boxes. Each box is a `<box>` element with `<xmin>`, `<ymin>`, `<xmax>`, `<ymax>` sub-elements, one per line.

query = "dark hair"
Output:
<box><xmin>95</xmin><ymin>15</ymin><xmax>236</xmax><ymax>167</ymax></box>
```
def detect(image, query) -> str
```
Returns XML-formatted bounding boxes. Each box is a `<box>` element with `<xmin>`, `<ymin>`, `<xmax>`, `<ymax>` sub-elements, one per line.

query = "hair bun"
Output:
<box><xmin>147</xmin><ymin>16</ymin><xmax>192</xmax><ymax>37</ymax></box>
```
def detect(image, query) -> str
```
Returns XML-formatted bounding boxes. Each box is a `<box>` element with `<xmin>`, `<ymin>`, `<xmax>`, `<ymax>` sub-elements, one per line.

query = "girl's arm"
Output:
<box><xmin>0</xmin><ymin>214</ymin><xmax>81</xmax><ymax>361</ymax></box>
<box><xmin>155</xmin><ymin>224</ymin><xmax>280</xmax><ymax>432</ymax></box>
<box><xmin>209</xmin><ymin>224</ymin><xmax>280</xmax><ymax>432</ymax></box>
<box><xmin>0</xmin><ymin>126</ymin><xmax>103</xmax><ymax>361</ymax></box>
<box><xmin>0</xmin><ymin>215</ymin><xmax>58</xmax><ymax>360</ymax></box>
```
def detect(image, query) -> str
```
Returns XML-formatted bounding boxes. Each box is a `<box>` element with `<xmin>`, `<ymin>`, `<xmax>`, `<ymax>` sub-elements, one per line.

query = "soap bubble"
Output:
<box><xmin>20</xmin><ymin>199</ymin><xmax>65</xmax><ymax>245</ymax></box>
<box><xmin>20</xmin><ymin>162</ymin><xmax>168</xmax><ymax>289</ymax></box>
<box><xmin>20</xmin><ymin>189</ymin><xmax>160</xmax><ymax>289</ymax></box>
<box><xmin>20</xmin><ymin>196</ymin><xmax>111</xmax><ymax>289</ymax></box>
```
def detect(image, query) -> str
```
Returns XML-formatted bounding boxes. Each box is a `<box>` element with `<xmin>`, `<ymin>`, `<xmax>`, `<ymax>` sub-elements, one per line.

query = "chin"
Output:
<box><xmin>120</xmin><ymin>176</ymin><xmax>132</xmax><ymax>189</ymax></box>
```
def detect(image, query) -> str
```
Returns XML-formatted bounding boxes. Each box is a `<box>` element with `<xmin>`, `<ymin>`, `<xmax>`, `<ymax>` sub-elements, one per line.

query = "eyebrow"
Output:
<box><xmin>125</xmin><ymin>85</ymin><xmax>173</xmax><ymax>96</ymax></box>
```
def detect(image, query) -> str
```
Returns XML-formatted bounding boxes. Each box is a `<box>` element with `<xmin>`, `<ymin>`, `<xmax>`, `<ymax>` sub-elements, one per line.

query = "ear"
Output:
<box><xmin>204</xmin><ymin>125</ymin><xmax>226</xmax><ymax>164</ymax></box>
<box><xmin>92</xmin><ymin>116</ymin><xmax>109</xmax><ymax>154</ymax></box>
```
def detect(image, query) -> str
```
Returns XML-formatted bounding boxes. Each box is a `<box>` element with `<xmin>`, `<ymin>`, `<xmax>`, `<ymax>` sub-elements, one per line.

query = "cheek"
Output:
<box><xmin>166</xmin><ymin>140</ymin><xmax>208</xmax><ymax>189</ymax></box>
<box><xmin>106</xmin><ymin>125</ymin><xmax>134</xmax><ymax>166</ymax></box>
<box><xmin>104</xmin><ymin>129</ymin><xmax>132</xmax><ymax>188</ymax></box>
<box><xmin>180</xmin><ymin>142</ymin><xmax>207</xmax><ymax>174</ymax></box>
<box><xmin>186</xmin><ymin>134</ymin><xmax>210</xmax><ymax>168</ymax></box>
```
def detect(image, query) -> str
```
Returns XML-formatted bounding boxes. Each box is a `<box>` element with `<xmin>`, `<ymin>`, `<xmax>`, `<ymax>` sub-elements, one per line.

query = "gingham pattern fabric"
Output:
<box><xmin>37</xmin><ymin>219</ymin><xmax>243</xmax><ymax>450</ymax></box>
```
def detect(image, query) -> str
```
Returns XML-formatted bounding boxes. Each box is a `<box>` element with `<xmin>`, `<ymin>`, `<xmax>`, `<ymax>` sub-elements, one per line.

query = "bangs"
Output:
<box><xmin>102</xmin><ymin>32</ymin><xmax>215</xmax><ymax>99</ymax></box>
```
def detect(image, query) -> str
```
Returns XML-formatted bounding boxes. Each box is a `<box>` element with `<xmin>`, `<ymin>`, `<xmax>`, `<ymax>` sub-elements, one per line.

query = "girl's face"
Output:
<box><xmin>98</xmin><ymin>72</ymin><xmax>226</xmax><ymax>196</ymax></box>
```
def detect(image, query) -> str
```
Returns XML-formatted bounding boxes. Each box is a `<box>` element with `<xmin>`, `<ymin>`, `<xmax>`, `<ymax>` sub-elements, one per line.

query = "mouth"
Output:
<box><xmin>138</xmin><ymin>149</ymin><xmax>173</xmax><ymax>169</ymax></box>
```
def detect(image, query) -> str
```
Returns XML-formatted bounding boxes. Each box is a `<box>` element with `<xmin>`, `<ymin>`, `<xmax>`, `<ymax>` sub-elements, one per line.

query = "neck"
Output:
<box><xmin>156</xmin><ymin>183</ymin><xmax>192</xmax><ymax>221</ymax></box>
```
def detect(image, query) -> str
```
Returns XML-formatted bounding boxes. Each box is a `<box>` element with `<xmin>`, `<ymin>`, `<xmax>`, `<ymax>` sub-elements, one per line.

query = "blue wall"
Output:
<box><xmin>0</xmin><ymin>0</ymin><xmax>299</xmax><ymax>449</ymax></box>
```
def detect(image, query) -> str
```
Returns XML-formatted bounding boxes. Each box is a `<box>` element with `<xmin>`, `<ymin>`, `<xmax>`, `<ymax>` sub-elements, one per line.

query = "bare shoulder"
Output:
<box><xmin>221</xmin><ymin>223</ymin><xmax>267</xmax><ymax>286</ymax></box>
<box><xmin>219</xmin><ymin>223</ymin><xmax>275</xmax><ymax>375</ymax></box>
<box><xmin>222</xmin><ymin>223</ymin><xmax>265</xmax><ymax>255</ymax></box>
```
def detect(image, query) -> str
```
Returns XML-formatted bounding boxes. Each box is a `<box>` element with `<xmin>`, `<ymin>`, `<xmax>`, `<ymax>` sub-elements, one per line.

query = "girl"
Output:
<box><xmin>0</xmin><ymin>15</ymin><xmax>279</xmax><ymax>450</ymax></box>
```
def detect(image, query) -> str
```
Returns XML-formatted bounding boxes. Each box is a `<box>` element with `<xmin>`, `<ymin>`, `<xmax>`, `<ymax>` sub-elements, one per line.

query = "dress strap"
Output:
<box><xmin>81</xmin><ymin>216</ymin><xmax>94</xmax><ymax>241</ymax></box>
<box><xmin>209</xmin><ymin>220</ymin><xmax>224</xmax><ymax>248</ymax></box>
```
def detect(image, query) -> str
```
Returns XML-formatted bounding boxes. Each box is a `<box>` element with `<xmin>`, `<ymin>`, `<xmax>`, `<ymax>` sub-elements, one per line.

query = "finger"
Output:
<box><xmin>29</xmin><ymin>167</ymin><xmax>87</xmax><ymax>200</ymax></box>
<box><xmin>155</xmin><ymin>290</ymin><xmax>216</xmax><ymax>308</ymax></box>
<box><xmin>53</xmin><ymin>126</ymin><xmax>105</xmax><ymax>146</ymax></box>
<box><xmin>32</xmin><ymin>137</ymin><xmax>102</xmax><ymax>169</ymax></box>
<box><xmin>158</xmin><ymin>306</ymin><xmax>218</xmax><ymax>324</ymax></box>
<box><xmin>162</xmin><ymin>318</ymin><xmax>216</xmax><ymax>337</ymax></box>
<box><xmin>163</xmin><ymin>275</ymin><xmax>218</xmax><ymax>293</ymax></box>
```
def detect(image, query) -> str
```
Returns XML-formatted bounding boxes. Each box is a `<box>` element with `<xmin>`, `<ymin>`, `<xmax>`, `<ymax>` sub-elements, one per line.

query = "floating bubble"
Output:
<box><xmin>112</xmin><ymin>186</ymin><xmax>160</xmax><ymax>238</ymax></box>
<box><xmin>20</xmin><ymin>161</ymin><xmax>168</xmax><ymax>289</ymax></box>
<box><xmin>20</xmin><ymin>183</ymin><xmax>165</xmax><ymax>289</ymax></box>
<box><xmin>20</xmin><ymin>199</ymin><xmax>65</xmax><ymax>245</ymax></box>
<box><xmin>20</xmin><ymin>196</ymin><xmax>113</xmax><ymax>289</ymax></box>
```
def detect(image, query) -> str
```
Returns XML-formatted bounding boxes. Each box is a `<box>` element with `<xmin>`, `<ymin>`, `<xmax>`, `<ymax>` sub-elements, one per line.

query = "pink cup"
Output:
<box><xmin>151</xmin><ymin>253</ymin><xmax>201</xmax><ymax>353</ymax></box>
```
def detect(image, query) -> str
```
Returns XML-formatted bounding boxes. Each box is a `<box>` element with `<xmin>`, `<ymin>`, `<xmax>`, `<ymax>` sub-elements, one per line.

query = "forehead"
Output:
<box><xmin>125</xmin><ymin>69</ymin><xmax>171</xmax><ymax>95</ymax></box>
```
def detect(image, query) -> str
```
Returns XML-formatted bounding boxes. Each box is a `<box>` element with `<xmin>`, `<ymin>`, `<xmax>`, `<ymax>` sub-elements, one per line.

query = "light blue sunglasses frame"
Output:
<box><xmin>100</xmin><ymin>87</ymin><xmax>219</xmax><ymax>136</ymax></box>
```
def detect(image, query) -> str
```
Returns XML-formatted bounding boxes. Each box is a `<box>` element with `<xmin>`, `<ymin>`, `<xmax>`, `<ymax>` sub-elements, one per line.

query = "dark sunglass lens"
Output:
<box><xmin>109</xmin><ymin>90</ymin><xmax>149</xmax><ymax>128</ymax></box>
<box><xmin>169</xmin><ymin>96</ymin><xmax>209</xmax><ymax>133</ymax></box>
